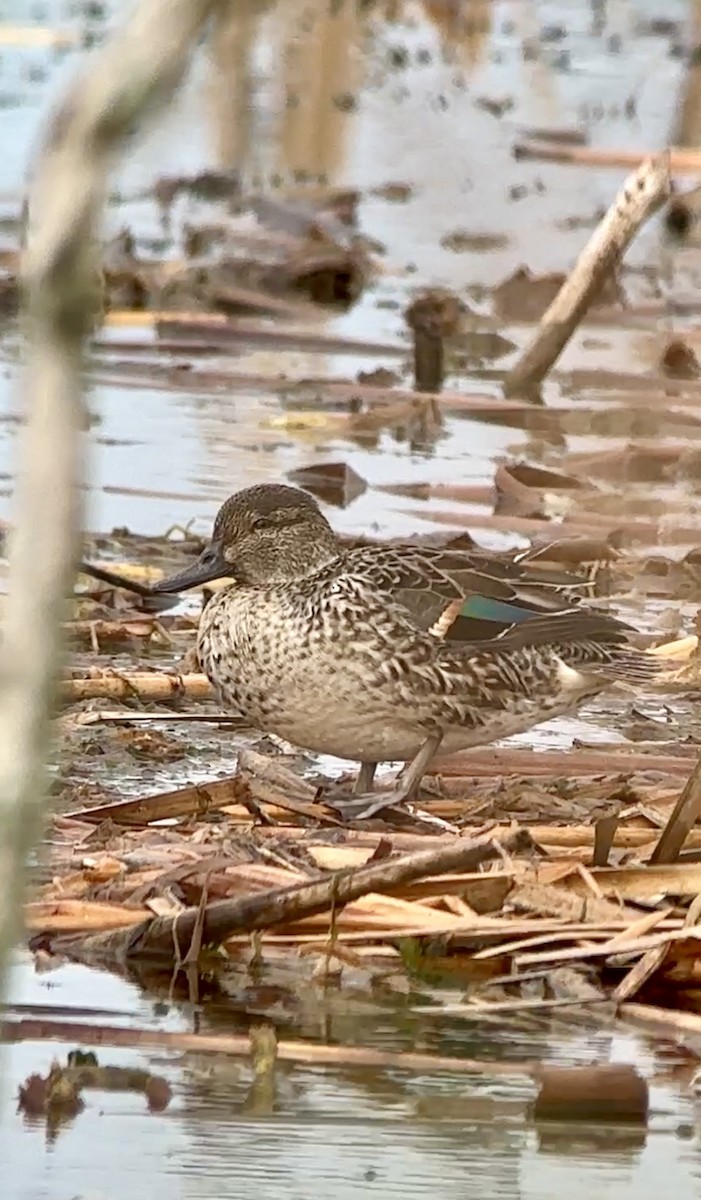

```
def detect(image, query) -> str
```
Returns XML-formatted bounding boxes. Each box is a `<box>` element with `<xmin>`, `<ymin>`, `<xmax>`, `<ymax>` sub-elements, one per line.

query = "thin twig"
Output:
<box><xmin>0</xmin><ymin>0</ymin><xmax>222</xmax><ymax>1004</ymax></box>
<box><xmin>512</xmin><ymin>141</ymin><xmax>701</xmax><ymax>172</ymax></box>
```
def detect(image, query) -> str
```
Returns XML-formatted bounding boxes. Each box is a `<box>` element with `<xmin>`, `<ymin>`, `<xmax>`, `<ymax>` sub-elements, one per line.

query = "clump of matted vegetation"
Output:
<box><xmin>27</xmin><ymin>729</ymin><xmax>701</xmax><ymax>1022</ymax></box>
<box><xmin>13</xmin><ymin>740</ymin><xmax>701</xmax><ymax>1126</ymax></box>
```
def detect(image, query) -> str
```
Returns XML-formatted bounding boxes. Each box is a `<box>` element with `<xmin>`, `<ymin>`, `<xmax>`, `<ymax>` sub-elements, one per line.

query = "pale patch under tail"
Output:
<box><xmin>554</xmin><ymin>650</ymin><xmax>662</xmax><ymax>694</ymax></box>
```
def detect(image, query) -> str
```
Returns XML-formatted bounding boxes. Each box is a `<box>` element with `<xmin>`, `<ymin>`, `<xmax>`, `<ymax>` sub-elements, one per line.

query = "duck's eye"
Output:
<box><xmin>250</xmin><ymin>514</ymin><xmax>270</xmax><ymax>532</ymax></box>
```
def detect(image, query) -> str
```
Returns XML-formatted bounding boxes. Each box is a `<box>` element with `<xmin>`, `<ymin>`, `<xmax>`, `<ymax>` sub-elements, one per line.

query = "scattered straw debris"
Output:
<box><xmin>19</xmin><ymin>724</ymin><xmax>701</xmax><ymax>1036</ymax></box>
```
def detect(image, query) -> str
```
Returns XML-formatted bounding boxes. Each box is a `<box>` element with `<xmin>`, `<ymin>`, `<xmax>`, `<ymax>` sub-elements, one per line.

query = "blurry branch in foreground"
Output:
<box><xmin>0</xmin><ymin>0</ymin><xmax>224</xmax><ymax>1005</ymax></box>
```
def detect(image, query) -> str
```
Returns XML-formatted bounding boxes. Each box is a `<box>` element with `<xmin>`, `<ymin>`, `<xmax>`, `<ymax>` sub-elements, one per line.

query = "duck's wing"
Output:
<box><xmin>490</xmin><ymin>607</ymin><xmax>634</xmax><ymax>650</ymax></box>
<box><xmin>347</xmin><ymin>544</ymin><xmax>621</xmax><ymax>643</ymax></box>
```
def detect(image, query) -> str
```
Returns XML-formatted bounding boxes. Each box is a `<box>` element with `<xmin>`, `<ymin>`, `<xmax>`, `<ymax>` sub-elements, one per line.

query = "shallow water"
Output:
<box><xmin>3</xmin><ymin>0</ymin><xmax>701</xmax><ymax>1195</ymax></box>
<box><xmin>0</xmin><ymin>0</ymin><xmax>695</xmax><ymax>540</ymax></box>
<box><xmin>4</xmin><ymin>952</ymin><xmax>701</xmax><ymax>1200</ymax></box>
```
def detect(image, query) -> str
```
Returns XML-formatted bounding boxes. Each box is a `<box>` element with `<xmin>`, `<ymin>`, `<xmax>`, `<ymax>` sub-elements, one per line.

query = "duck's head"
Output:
<box><xmin>152</xmin><ymin>483</ymin><xmax>339</xmax><ymax>593</ymax></box>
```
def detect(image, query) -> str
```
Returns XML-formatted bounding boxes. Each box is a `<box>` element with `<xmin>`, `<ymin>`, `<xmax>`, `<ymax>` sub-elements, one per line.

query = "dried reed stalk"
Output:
<box><xmin>650</xmin><ymin>753</ymin><xmax>701</xmax><ymax>864</ymax></box>
<box><xmin>504</xmin><ymin>155</ymin><xmax>671</xmax><ymax>396</ymax></box>
<box><xmin>62</xmin><ymin>671</ymin><xmax>212</xmax><ymax>703</ymax></box>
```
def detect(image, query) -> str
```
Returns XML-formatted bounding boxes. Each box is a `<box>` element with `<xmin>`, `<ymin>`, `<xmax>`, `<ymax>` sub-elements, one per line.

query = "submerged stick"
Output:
<box><xmin>504</xmin><ymin>154</ymin><xmax>671</xmax><ymax>396</ymax></box>
<box><xmin>1</xmin><ymin>1017</ymin><xmax>539</xmax><ymax>1078</ymax></box>
<box><xmin>0</xmin><ymin>0</ymin><xmax>222</xmax><ymax>1010</ymax></box>
<box><xmin>0</xmin><ymin>1019</ymin><xmax>653</xmax><ymax>1122</ymax></box>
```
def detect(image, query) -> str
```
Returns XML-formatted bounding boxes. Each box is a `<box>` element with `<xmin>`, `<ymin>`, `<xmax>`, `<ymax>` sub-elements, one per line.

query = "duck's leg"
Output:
<box><xmin>354</xmin><ymin>761</ymin><xmax>377</xmax><ymax>794</ymax></box>
<box><xmin>327</xmin><ymin>733</ymin><xmax>443</xmax><ymax>821</ymax></box>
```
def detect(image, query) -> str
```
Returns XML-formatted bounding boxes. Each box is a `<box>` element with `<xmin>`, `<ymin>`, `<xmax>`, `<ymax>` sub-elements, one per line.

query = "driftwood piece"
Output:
<box><xmin>51</xmin><ymin>828</ymin><xmax>534</xmax><ymax>963</ymax></box>
<box><xmin>533</xmin><ymin>1065</ymin><xmax>648</xmax><ymax>1124</ymax></box>
<box><xmin>504</xmin><ymin>154</ymin><xmax>671</xmax><ymax>396</ymax></box>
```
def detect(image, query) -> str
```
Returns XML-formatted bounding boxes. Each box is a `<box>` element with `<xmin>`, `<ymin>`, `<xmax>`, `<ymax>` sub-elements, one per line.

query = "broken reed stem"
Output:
<box><xmin>406</xmin><ymin>290</ymin><xmax>464</xmax><ymax>394</ymax></box>
<box><xmin>503</xmin><ymin>154</ymin><xmax>671</xmax><ymax>396</ymax></box>
<box><xmin>0</xmin><ymin>0</ymin><xmax>221</xmax><ymax>1008</ymax></box>
<box><xmin>62</xmin><ymin>671</ymin><xmax>213</xmax><ymax>703</ymax></box>
<box><xmin>649</xmin><ymin>752</ymin><xmax>701</xmax><ymax>864</ymax></box>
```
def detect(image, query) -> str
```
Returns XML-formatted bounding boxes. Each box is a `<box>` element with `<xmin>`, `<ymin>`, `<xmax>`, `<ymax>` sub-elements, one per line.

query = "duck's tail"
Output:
<box><xmin>493</xmin><ymin>612</ymin><xmax>699</xmax><ymax>691</ymax></box>
<box><xmin>567</xmin><ymin>633</ymin><xmax>700</xmax><ymax>691</ymax></box>
<box><xmin>643</xmin><ymin>634</ymin><xmax>700</xmax><ymax>687</ymax></box>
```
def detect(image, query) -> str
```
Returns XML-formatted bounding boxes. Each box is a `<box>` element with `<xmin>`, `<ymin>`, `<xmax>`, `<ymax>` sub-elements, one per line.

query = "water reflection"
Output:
<box><xmin>206</xmin><ymin>0</ymin><xmax>497</xmax><ymax>185</ymax></box>
<box><xmin>3</xmin><ymin>954</ymin><xmax>701</xmax><ymax>1198</ymax></box>
<box><xmin>0</xmin><ymin>0</ymin><xmax>694</xmax><ymax>543</ymax></box>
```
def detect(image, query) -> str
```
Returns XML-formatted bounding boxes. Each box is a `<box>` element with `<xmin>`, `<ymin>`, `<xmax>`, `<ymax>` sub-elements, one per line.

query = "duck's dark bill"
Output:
<box><xmin>151</xmin><ymin>542</ymin><xmax>229</xmax><ymax>594</ymax></box>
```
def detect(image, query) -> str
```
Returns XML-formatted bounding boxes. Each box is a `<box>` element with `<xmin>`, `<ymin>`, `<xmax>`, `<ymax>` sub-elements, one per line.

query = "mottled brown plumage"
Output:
<box><xmin>153</xmin><ymin>484</ymin><xmax>661</xmax><ymax>818</ymax></box>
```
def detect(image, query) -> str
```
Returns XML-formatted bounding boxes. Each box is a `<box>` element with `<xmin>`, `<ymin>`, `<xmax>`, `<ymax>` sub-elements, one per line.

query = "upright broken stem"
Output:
<box><xmin>406</xmin><ymin>289</ymin><xmax>464</xmax><ymax>394</ymax></box>
<box><xmin>412</xmin><ymin>326</ymin><xmax>444</xmax><ymax>393</ymax></box>
<box><xmin>650</xmin><ymin>753</ymin><xmax>701</xmax><ymax>864</ymax></box>
<box><xmin>503</xmin><ymin>154</ymin><xmax>671</xmax><ymax>396</ymax></box>
<box><xmin>0</xmin><ymin>0</ymin><xmax>222</xmax><ymax>1008</ymax></box>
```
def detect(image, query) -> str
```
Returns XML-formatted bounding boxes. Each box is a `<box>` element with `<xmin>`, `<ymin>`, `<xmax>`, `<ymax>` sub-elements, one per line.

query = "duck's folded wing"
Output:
<box><xmin>369</xmin><ymin>545</ymin><xmax>598</xmax><ymax>643</ymax></box>
<box><xmin>490</xmin><ymin>607</ymin><xmax>635</xmax><ymax>650</ymax></box>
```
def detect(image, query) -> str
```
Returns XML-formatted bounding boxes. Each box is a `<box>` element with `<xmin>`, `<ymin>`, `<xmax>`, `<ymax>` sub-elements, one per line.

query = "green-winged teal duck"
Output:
<box><xmin>153</xmin><ymin>483</ymin><xmax>666</xmax><ymax>818</ymax></box>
